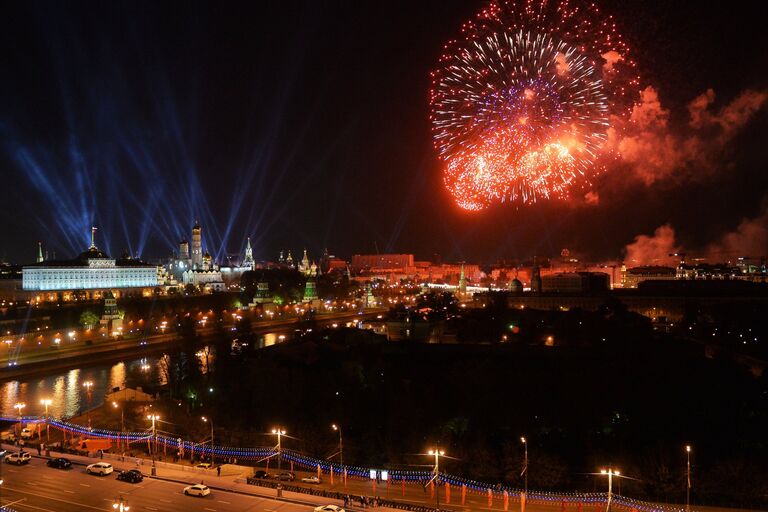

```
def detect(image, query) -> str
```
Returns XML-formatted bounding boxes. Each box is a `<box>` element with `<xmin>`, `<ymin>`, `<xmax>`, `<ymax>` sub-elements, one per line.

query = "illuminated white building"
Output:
<box><xmin>22</xmin><ymin>229</ymin><xmax>158</xmax><ymax>292</ymax></box>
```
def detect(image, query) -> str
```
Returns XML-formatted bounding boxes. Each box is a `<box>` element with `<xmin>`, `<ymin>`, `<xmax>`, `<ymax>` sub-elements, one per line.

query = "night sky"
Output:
<box><xmin>1</xmin><ymin>1</ymin><xmax>766</xmax><ymax>265</ymax></box>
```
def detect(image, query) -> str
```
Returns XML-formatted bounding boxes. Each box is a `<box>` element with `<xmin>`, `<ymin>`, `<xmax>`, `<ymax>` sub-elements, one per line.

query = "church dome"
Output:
<box><xmin>509</xmin><ymin>278</ymin><xmax>523</xmax><ymax>293</ymax></box>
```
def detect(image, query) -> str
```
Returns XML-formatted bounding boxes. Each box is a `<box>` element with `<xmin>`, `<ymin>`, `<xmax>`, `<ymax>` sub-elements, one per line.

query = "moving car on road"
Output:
<box><xmin>302</xmin><ymin>475</ymin><xmax>322</xmax><ymax>484</ymax></box>
<box><xmin>195</xmin><ymin>462</ymin><xmax>212</xmax><ymax>469</ymax></box>
<box><xmin>86</xmin><ymin>462</ymin><xmax>114</xmax><ymax>475</ymax></box>
<box><xmin>5</xmin><ymin>452</ymin><xmax>31</xmax><ymax>465</ymax></box>
<box><xmin>183</xmin><ymin>484</ymin><xmax>211</xmax><ymax>497</ymax></box>
<box><xmin>314</xmin><ymin>506</ymin><xmax>345</xmax><ymax>512</ymax></box>
<box><xmin>47</xmin><ymin>457</ymin><xmax>72</xmax><ymax>469</ymax></box>
<box><xmin>277</xmin><ymin>472</ymin><xmax>295</xmax><ymax>481</ymax></box>
<box><xmin>116</xmin><ymin>469</ymin><xmax>144</xmax><ymax>483</ymax></box>
<box><xmin>20</xmin><ymin>428</ymin><xmax>35</xmax><ymax>440</ymax></box>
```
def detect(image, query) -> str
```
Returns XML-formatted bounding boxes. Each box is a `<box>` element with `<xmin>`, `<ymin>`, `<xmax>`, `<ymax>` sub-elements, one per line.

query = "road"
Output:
<box><xmin>0</xmin><ymin>456</ymin><xmax>318</xmax><ymax>512</ymax></box>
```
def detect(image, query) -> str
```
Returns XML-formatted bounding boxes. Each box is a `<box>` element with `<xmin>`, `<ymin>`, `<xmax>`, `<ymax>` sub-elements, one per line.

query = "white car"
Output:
<box><xmin>86</xmin><ymin>462</ymin><xmax>113</xmax><ymax>475</ymax></box>
<box><xmin>5</xmin><ymin>452</ymin><xmax>32</xmax><ymax>465</ymax></box>
<box><xmin>183</xmin><ymin>484</ymin><xmax>211</xmax><ymax>497</ymax></box>
<box><xmin>20</xmin><ymin>428</ymin><xmax>35</xmax><ymax>440</ymax></box>
<box><xmin>302</xmin><ymin>475</ymin><xmax>322</xmax><ymax>484</ymax></box>
<box><xmin>314</xmin><ymin>506</ymin><xmax>345</xmax><ymax>512</ymax></box>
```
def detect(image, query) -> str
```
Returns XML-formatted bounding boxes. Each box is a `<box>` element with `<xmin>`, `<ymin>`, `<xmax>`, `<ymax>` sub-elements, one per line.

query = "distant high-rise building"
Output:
<box><xmin>191</xmin><ymin>221</ymin><xmax>202</xmax><ymax>269</ymax></box>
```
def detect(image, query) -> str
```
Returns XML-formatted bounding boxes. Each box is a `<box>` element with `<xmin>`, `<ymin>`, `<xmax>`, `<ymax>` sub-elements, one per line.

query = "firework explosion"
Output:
<box><xmin>431</xmin><ymin>0</ymin><xmax>639</xmax><ymax>210</ymax></box>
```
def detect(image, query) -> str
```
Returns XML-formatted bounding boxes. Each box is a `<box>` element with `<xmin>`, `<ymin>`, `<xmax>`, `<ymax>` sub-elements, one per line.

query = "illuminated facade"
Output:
<box><xmin>22</xmin><ymin>230</ymin><xmax>157</xmax><ymax>291</ymax></box>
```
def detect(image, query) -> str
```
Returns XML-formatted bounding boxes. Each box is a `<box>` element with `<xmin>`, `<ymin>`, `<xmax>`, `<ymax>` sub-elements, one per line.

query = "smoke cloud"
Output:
<box><xmin>623</xmin><ymin>224</ymin><xmax>680</xmax><ymax>266</ymax></box>
<box><xmin>705</xmin><ymin>205</ymin><xmax>768</xmax><ymax>260</ymax></box>
<box><xmin>601</xmin><ymin>50</ymin><xmax>623</xmax><ymax>73</ymax></box>
<box><xmin>624</xmin><ymin>202</ymin><xmax>768</xmax><ymax>265</ymax></box>
<box><xmin>608</xmin><ymin>86</ymin><xmax>768</xmax><ymax>185</ymax></box>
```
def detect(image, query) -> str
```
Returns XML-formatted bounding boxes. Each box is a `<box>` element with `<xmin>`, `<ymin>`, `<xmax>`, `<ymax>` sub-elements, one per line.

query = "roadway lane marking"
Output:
<box><xmin>160</xmin><ymin>498</ymin><xmax>173</xmax><ymax>503</ymax></box>
<box><xmin>217</xmin><ymin>500</ymin><xmax>231</xmax><ymax>504</ymax></box>
<box><xmin>146</xmin><ymin>508</ymin><xmax>158</xmax><ymax>511</ymax></box>
<box><xmin>2</xmin><ymin>485</ymin><xmax>116</xmax><ymax>511</ymax></box>
<box><xmin>79</xmin><ymin>483</ymin><xmax>91</xmax><ymax>487</ymax></box>
<box><xmin>64</xmin><ymin>490</ymin><xmax>75</xmax><ymax>493</ymax></box>
<box><xmin>204</xmin><ymin>509</ymin><xmax>217</xmax><ymax>511</ymax></box>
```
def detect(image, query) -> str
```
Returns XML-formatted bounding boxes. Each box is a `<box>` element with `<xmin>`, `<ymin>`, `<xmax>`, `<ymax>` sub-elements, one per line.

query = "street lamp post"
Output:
<box><xmin>428</xmin><ymin>449</ymin><xmax>445</xmax><ymax>511</ymax></box>
<box><xmin>332</xmin><ymin>424</ymin><xmax>343</xmax><ymax>467</ymax></box>
<box><xmin>202</xmin><ymin>416</ymin><xmax>214</xmax><ymax>466</ymax></box>
<box><xmin>83</xmin><ymin>381</ymin><xmax>93</xmax><ymax>429</ymax></box>
<box><xmin>112</xmin><ymin>495</ymin><xmax>130</xmax><ymax>511</ymax></box>
<box><xmin>521</xmin><ymin>436</ymin><xmax>528</xmax><ymax>497</ymax></box>
<box><xmin>147</xmin><ymin>414</ymin><xmax>160</xmax><ymax>469</ymax></box>
<box><xmin>13</xmin><ymin>403</ymin><xmax>25</xmax><ymax>439</ymax></box>
<box><xmin>113</xmin><ymin>402</ymin><xmax>124</xmax><ymax>449</ymax></box>
<box><xmin>41</xmin><ymin>399</ymin><xmax>52</xmax><ymax>443</ymax></box>
<box><xmin>600</xmin><ymin>468</ymin><xmax>620</xmax><ymax>512</ymax></box>
<box><xmin>685</xmin><ymin>445</ymin><xmax>692</xmax><ymax>512</ymax></box>
<box><xmin>271</xmin><ymin>428</ymin><xmax>285</xmax><ymax>475</ymax></box>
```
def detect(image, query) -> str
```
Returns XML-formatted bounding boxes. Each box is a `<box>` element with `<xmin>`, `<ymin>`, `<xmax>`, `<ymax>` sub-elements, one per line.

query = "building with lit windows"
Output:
<box><xmin>21</xmin><ymin>229</ymin><xmax>158</xmax><ymax>298</ymax></box>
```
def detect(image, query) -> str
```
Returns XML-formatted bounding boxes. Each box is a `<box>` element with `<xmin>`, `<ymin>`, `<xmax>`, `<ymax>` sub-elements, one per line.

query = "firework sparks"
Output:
<box><xmin>431</xmin><ymin>0</ymin><xmax>639</xmax><ymax>210</ymax></box>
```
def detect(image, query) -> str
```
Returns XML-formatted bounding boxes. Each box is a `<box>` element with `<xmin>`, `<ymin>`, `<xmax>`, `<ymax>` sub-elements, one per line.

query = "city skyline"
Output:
<box><xmin>1</xmin><ymin>1</ymin><xmax>767</xmax><ymax>265</ymax></box>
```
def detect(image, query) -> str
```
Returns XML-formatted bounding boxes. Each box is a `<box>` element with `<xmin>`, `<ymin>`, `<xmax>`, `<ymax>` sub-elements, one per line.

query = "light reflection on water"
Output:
<box><xmin>0</xmin><ymin>357</ymin><xmax>163</xmax><ymax>419</ymax></box>
<box><xmin>0</xmin><ymin>333</ymin><xmax>280</xmax><ymax>419</ymax></box>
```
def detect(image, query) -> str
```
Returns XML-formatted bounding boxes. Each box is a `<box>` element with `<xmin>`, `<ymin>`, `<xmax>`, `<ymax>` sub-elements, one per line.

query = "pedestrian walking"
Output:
<box><xmin>37</xmin><ymin>444</ymin><xmax>42</xmax><ymax>456</ymax></box>
<box><xmin>217</xmin><ymin>466</ymin><xmax>221</xmax><ymax>477</ymax></box>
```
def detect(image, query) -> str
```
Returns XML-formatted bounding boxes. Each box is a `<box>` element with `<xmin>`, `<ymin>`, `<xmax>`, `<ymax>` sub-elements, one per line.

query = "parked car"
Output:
<box><xmin>301</xmin><ymin>475</ymin><xmax>322</xmax><ymax>484</ymax></box>
<box><xmin>86</xmin><ymin>462</ymin><xmax>114</xmax><ymax>475</ymax></box>
<box><xmin>1</xmin><ymin>431</ymin><xmax>16</xmax><ymax>443</ymax></box>
<box><xmin>183</xmin><ymin>484</ymin><xmax>211</xmax><ymax>497</ymax></box>
<box><xmin>277</xmin><ymin>472</ymin><xmax>295</xmax><ymax>481</ymax></box>
<box><xmin>314</xmin><ymin>506</ymin><xmax>345</xmax><ymax>512</ymax></box>
<box><xmin>5</xmin><ymin>452</ymin><xmax>31</xmax><ymax>465</ymax></box>
<box><xmin>47</xmin><ymin>457</ymin><xmax>72</xmax><ymax>469</ymax></box>
<box><xmin>253</xmin><ymin>470</ymin><xmax>270</xmax><ymax>479</ymax></box>
<box><xmin>20</xmin><ymin>428</ymin><xmax>35</xmax><ymax>440</ymax></box>
<box><xmin>116</xmin><ymin>469</ymin><xmax>143</xmax><ymax>483</ymax></box>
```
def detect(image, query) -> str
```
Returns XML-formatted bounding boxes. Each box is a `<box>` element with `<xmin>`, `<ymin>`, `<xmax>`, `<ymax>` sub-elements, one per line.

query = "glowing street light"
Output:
<box><xmin>202</xmin><ymin>416</ymin><xmax>215</xmax><ymax>466</ymax></box>
<box><xmin>13</xmin><ymin>402</ymin><xmax>25</xmax><ymax>437</ymax></box>
<box><xmin>112</xmin><ymin>495</ymin><xmax>130</xmax><ymax>511</ymax></box>
<box><xmin>147</xmin><ymin>414</ymin><xmax>160</xmax><ymax>466</ymax></box>
<box><xmin>331</xmin><ymin>423</ymin><xmax>343</xmax><ymax>467</ymax></box>
<box><xmin>600</xmin><ymin>468</ymin><xmax>620</xmax><ymax>512</ymax></box>
<box><xmin>271</xmin><ymin>427</ymin><xmax>286</xmax><ymax>475</ymax></box>
<box><xmin>83</xmin><ymin>381</ymin><xmax>94</xmax><ymax>429</ymax></box>
<box><xmin>685</xmin><ymin>445</ymin><xmax>692</xmax><ymax>512</ymax></box>
<box><xmin>41</xmin><ymin>399</ymin><xmax>52</xmax><ymax>442</ymax></box>
<box><xmin>521</xmin><ymin>436</ymin><xmax>528</xmax><ymax>497</ymax></box>
<box><xmin>427</xmin><ymin>448</ymin><xmax>445</xmax><ymax>511</ymax></box>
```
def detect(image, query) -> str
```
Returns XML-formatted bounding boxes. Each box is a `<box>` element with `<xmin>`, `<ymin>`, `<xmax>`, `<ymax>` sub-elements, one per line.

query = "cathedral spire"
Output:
<box><xmin>90</xmin><ymin>227</ymin><xmax>98</xmax><ymax>249</ymax></box>
<box><xmin>37</xmin><ymin>241</ymin><xmax>44</xmax><ymax>263</ymax></box>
